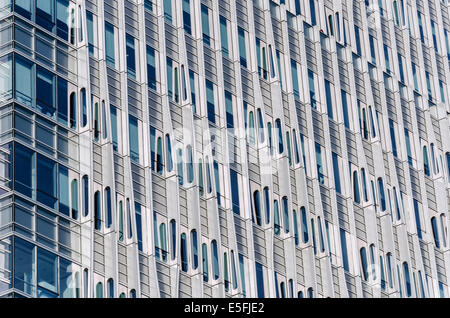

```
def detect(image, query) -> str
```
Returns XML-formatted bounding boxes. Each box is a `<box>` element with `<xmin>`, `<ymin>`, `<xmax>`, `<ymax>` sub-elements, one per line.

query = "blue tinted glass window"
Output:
<box><xmin>170</xmin><ymin>219</ymin><xmax>176</xmax><ymax>260</ymax></box>
<box><xmin>36</xmin><ymin>0</ymin><xmax>55</xmax><ymax>32</ymax></box>
<box><xmin>274</xmin><ymin>200</ymin><xmax>281</xmax><ymax>235</ymax></box>
<box><xmin>135</xmin><ymin>203</ymin><xmax>142</xmax><ymax>251</ymax></box>
<box><xmin>254</xmin><ymin>190</ymin><xmax>262</xmax><ymax>226</ymax></box>
<box><xmin>206</xmin><ymin>80</ymin><xmax>215</xmax><ymax>124</ymax></box>
<box><xmin>146</xmin><ymin>46</ymin><xmax>157</xmax><ymax>90</ymax></box>
<box><xmin>37</xmin><ymin>154</ymin><xmax>57</xmax><ymax>209</ymax></box>
<box><xmin>86</xmin><ymin>10</ymin><xmax>94</xmax><ymax>54</ymax></box>
<box><xmin>15</xmin><ymin>56</ymin><xmax>33</xmax><ymax>107</ymax></box>
<box><xmin>230</xmin><ymin>169</ymin><xmax>240</xmax><ymax>215</ymax></box>
<box><xmin>332</xmin><ymin>152</ymin><xmax>341</xmax><ymax>193</ymax></box>
<box><xmin>182</xmin><ymin>0</ymin><xmax>191</xmax><ymax>34</ymax></box>
<box><xmin>301</xmin><ymin>207</ymin><xmax>309</xmax><ymax>243</ymax></box>
<box><xmin>94</xmin><ymin>191</ymin><xmax>101</xmax><ymax>230</ymax></box>
<box><xmin>105</xmin><ymin>22</ymin><xmax>115</xmax><ymax>67</ymax></box>
<box><xmin>126</xmin><ymin>34</ymin><xmax>136</xmax><ymax>79</ymax></box>
<box><xmin>220</xmin><ymin>16</ymin><xmax>229</xmax><ymax>57</ymax></box>
<box><xmin>255</xmin><ymin>262</ymin><xmax>265</xmax><ymax>297</ymax></box>
<box><xmin>181</xmin><ymin>233</ymin><xmax>188</xmax><ymax>272</ymax></box>
<box><xmin>14</xmin><ymin>237</ymin><xmax>35</xmax><ymax>295</ymax></box>
<box><xmin>202</xmin><ymin>243</ymin><xmax>208</xmax><ymax>282</ymax></box>
<box><xmin>37</xmin><ymin>247</ymin><xmax>58</xmax><ymax>297</ymax></box>
<box><xmin>128</xmin><ymin>115</ymin><xmax>139</xmax><ymax>162</ymax></box>
<box><xmin>105</xmin><ymin>187</ymin><xmax>112</xmax><ymax>228</ymax></box>
<box><xmin>291</xmin><ymin>59</ymin><xmax>300</xmax><ymax>100</ymax></box>
<box><xmin>238</xmin><ymin>27</ymin><xmax>247</xmax><ymax>67</ymax></box>
<box><xmin>201</xmin><ymin>4</ymin><xmax>210</xmax><ymax>46</ymax></box>
<box><xmin>282</xmin><ymin>196</ymin><xmax>289</xmax><ymax>233</ymax></box>
<box><xmin>340</xmin><ymin>228</ymin><xmax>349</xmax><ymax>271</ymax></box>
<box><xmin>191</xmin><ymin>230</ymin><xmax>198</xmax><ymax>269</ymax></box>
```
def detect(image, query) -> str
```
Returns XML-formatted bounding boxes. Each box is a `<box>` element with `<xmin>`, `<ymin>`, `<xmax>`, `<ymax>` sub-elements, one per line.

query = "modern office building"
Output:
<box><xmin>0</xmin><ymin>0</ymin><xmax>449</xmax><ymax>298</ymax></box>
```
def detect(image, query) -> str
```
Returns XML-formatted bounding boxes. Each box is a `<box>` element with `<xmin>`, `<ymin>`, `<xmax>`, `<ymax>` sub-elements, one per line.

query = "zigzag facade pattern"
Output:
<box><xmin>0</xmin><ymin>0</ymin><xmax>450</xmax><ymax>298</ymax></box>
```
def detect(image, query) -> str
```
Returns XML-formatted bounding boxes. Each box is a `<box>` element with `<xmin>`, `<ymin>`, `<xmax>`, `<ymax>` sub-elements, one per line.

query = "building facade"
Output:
<box><xmin>0</xmin><ymin>0</ymin><xmax>449</xmax><ymax>298</ymax></box>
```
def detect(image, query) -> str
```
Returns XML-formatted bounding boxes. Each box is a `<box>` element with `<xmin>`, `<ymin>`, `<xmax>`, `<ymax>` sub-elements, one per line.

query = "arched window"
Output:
<box><xmin>360</xmin><ymin>247</ymin><xmax>369</xmax><ymax>281</ymax></box>
<box><xmin>263</xmin><ymin>187</ymin><xmax>270</xmax><ymax>224</ymax></box>
<box><xmin>274</xmin><ymin>200</ymin><xmax>281</xmax><ymax>235</ymax></box>
<box><xmin>107</xmin><ymin>278</ymin><xmax>114</xmax><ymax>298</ymax></box>
<box><xmin>69</xmin><ymin>92</ymin><xmax>77</xmax><ymax>129</ymax></box>
<box><xmin>298</xmin><ymin>291</ymin><xmax>304</xmax><ymax>298</ymax></box>
<box><xmin>282</xmin><ymin>196</ymin><xmax>289</xmax><ymax>233</ymax></box>
<box><xmin>96</xmin><ymin>282</ymin><xmax>103</xmax><ymax>298</ymax></box>
<box><xmin>431</xmin><ymin>217</ymin><xmax>441</xmax><ymax>248</ymax></box>
<box><xmin>248</xmin><ymin>111</ymin><xmax>255</xmax><ymax>144</ymax></box>
<box><xmin>328</xmin><ymin>15</ymin><xmax>334</xmax><ymax>36</ymax></box>
<box><xmin>307</xmin><ymin>287</ymin><xmax>314</xmax><ymax>298</ymax></box>
<box><xmin>180</xmin><ymin>233</ymin><xmax>188</xmax><ymax>272</ymax></box>
<box><xmin>71</xmin><ymin>179</ymin><xmax>78</xmax><ymax>220</ymax></box>
<box><xmin>104</xmin><ymin>187</ymin><xmax>112</xmax><ymax>228</ymax></box>
<box><xmin>288</xmin><ymin>279</ymin><xmax>294</xmax><ymax>298</ymax></box>
<box><xmin>165</xmin><ymin>134</ymin><xmax>173</xmax><ymax>172</ymax></box>
<box><xmin>353</xmin><ymin>171</ymin><xmax>360</xmax><ymax>204</ymax></box>
<box><xmin>82</xmin><ymin>175</ymin><xmax>89</xmax><ymax>217</ymax></box>
<box><xmin>191</xmin><ymin>229</ymin><xmax>198</xmax><ymax>270</ymax></box>
<box><xmin>94</xmin><ymin>191</ymin><xmax>101</xmax><ymax>230</ymax></box>
<box><xmin>170</xmin><ymin>219</ymin><xmax>176</xmax><ymax>260</ymax></box>
<box><xmin>130</xmin><ymin>289</ymin><xmax>136</xmax><ymax>298</ymax></box>
<box><xmin>280</xmin><ymin>281</ymin><xmax>286</xmax><ymax>298</ymax></box>
<box><xmin>202</xmin><ymin>243</ymin><xmax>209</xmax><ymax>282</ymax></box>
<box><xmin>119</xmin><ymin>292</ymin><xmax>126</xmax><ymax>298</ymax></box>
<box><xmin>83</xmin><ymin>268</ymin><xmax>89</xmax><ymax>298</ymax></box>
<box><xmin>211</xmin><ymin>240</ymin><xmax>219</xmax><ymax>280</ymax></box>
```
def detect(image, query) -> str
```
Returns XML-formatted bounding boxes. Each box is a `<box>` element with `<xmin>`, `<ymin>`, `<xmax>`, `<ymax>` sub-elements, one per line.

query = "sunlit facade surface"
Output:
<box><xmin>0</xmin><ymin>0</ymin><xmax>449</xmax><ymax>298</ymax></box>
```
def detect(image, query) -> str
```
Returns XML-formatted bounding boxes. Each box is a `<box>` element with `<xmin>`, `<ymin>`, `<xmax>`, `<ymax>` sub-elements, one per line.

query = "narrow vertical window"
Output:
<box><xmin>274</xmin><ymin>200</ymin><xmax>281</xmax><ymax>235</ymax></box>
<box><xmin>181</xmin><ymin>233</ymin><xmax>188</xmax><ymax>272</ymax></box>
<box><xmin>128</xmin><ymin>115</ymin><xmax>139</xmax><ymax>163</ymax></box>
<box><xmin>126</xmin><ymin>34</ymin><xmax>136</xmax><ymax>79</ymax></box>
<box><xmin>191</xmin><ymin>230</ymin><xmax>198</xmax><ymax>270</ymax></box>
<box><xmin>94</xmin><ymin>191</ymin><xmax>101</xmax><ymax>230</ymax></box>
<box><xmin>170</xmin><ymin>219</ymin><xmax>176</xmax><ymax>260</ymax></box>
<box><xmin>104</xmin><ymin>22</ymin><xmax>115</xmax><ymax>68</ymax></box>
